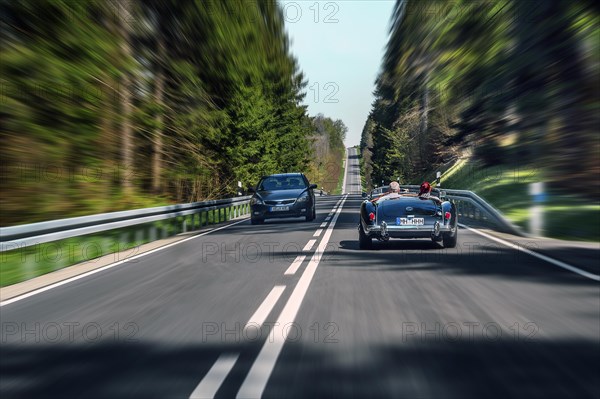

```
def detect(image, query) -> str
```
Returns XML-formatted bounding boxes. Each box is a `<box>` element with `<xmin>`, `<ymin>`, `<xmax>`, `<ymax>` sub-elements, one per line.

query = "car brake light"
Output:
<box><xmin>369</xmin><ymin>212</ymin><xmax>375</xmax><ymax>221</ymax></box>
<box><xmin>445</xmin><ymin>211</ymin><xmax>451</xmax><ymax>220</ymax></box>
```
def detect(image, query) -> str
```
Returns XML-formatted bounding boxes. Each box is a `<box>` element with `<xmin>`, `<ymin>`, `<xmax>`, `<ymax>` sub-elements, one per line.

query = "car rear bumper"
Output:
<box><xmin>364</xmin><ymin>221</ymin><xmax>454</xmax><ymax>238</ymax></box>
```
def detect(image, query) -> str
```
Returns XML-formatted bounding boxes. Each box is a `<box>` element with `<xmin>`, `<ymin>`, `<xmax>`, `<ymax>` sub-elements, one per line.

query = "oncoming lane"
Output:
<box><xmin>0</xmin><ymin>195</ymin><xmax>347</xmax><ymax>399</ymax></box>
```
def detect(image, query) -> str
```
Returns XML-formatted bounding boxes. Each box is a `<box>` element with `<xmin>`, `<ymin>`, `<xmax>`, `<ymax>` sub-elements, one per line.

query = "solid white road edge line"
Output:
<box><xmin>284</xmin><ymin>255</ymin><xmax>306</xmax><ymax>276</ymax></box>
<box><xmin>0</xmin><ymin>218</ymin><xmax>250</xmax><ymax>307</ymax></box>
<box><xmin>236</xmin><ymin>195</ymin><xmax>348</xmax><ymax>398</ymax></box>
<box><xmin>243</xmin><ymin>285</ymin><xmax>286</xmax><ymax>332</ymax></box>
<box><xmin>459</xmin><ymin>223</ymin><xmax>600</xmax><ymax>282</ymax></box>
<box><xmin>189</xmin><ymin>353</ymin><xmax>240</xmax><ymax>399</ymax></box>
<box><xmin>302</xmin><ymin>239</ymin><xmax>317</xmax><ymax>252</ymax></box>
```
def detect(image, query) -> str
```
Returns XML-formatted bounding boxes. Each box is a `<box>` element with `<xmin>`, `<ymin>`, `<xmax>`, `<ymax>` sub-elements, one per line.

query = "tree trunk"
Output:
<box><xmin>118</xmin><ymin>1</ymin><xmax>133</xmax><ymax>196</ymax></box>
<box><xmin>418</xmin><ymin>83</ymin><xmax>429</xmax><ymax>172</ymax></box>
<box><xmin>152</xmin><ymin>33</ymin><xmax>166</xmax><ymax>194</ymax></box>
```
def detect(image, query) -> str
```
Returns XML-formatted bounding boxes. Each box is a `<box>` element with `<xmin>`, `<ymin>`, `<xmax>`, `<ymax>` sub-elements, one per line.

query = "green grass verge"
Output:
<box><xmin>357</xmin><ymin>147</ymin><xmax>367</xmax><ymax>191</ymax></box>
<box><xmin>0</xmin><ymin>205</ymin><xmax>244</xmax><ymax>287</ymax></box>
<box><xmin>440</xmin><ymin>160</ymin><xmax>600</xmax><ymax>242</ymax></box>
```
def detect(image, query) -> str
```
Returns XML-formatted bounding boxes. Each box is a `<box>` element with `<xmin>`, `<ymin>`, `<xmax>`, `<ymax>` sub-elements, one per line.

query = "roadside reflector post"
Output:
<box><xmin>436</xmin><ymin>171</ymin><xmax>441</xmax><ymax>187</ymax></box>
<box><xmin>529</xmin><ymin>182</ymin><xmax>545</xmax><ymax>236</ymax></box>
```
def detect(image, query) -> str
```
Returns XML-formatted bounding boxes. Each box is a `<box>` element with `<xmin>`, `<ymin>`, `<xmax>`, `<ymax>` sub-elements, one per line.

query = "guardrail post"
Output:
<box><xmin>170</xmin><ymin>217</ymin><xmax>176</xmax><ymax>235</ymax></box>
<box><xmin>135</xmin><ymin>229</ymin><xmax>143</xmax><ymax>245</ymax></box>
<box><xmin>119</xmin><ymin>232</ymin><xmax>127</xmax><ymax>254</ymax></box>
<box><xmin>48</xmin><ymin>243</ymin><xmax>65</xmax><ymax>271</ymax></box>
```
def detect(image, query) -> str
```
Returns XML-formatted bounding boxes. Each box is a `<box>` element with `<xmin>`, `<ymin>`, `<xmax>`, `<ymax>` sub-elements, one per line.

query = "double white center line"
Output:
<box><xmin>237</xmin><ymin>195</ymin><xmax>347</xmax><ymax>398</ymax></box>
<box><xmin>189</xmin><ymin>196</ymin><xmax>347</xmax><ymax>399</ymax></box>
<box><xmin>189</xmin><ymin>353</ymin><xmax>240</xmax><ymax>399</ymax></box>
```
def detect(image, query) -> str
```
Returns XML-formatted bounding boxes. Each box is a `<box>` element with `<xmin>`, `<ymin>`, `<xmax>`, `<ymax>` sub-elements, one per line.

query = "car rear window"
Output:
<box><xmin>259</xmin><ymin>176</ymin><xmax>307</xmax><ymax>190</ymax></box>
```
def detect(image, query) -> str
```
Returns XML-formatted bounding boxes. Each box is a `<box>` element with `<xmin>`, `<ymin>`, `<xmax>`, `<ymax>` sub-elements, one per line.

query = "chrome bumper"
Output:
<box><xmin>365</xmin><ymin>221</ymin><xmax>453</xmax><ymax>236</ymax></box>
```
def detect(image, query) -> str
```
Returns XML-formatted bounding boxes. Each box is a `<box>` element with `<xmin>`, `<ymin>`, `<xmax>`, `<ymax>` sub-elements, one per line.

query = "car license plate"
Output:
<box><xmin>396</xmin><ymin>217</ymin><xmax>424</xmax><ymax>225</ymax></box>
<box><xmin>270</xmin><ymin>206</ymin><xmax>289</xmax><ymax>212</ymax></box>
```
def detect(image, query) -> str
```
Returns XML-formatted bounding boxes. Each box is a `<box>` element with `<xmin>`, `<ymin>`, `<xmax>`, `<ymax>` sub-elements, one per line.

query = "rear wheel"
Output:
<box><xmin>443</xmin><ymin>228</ymin><xmax>457</xmax><ymax>248</ymax></box>
<box><xmin>358</xmin><ymin>225</ymin><xmax>372</xmax><ymax>249</ymax></box>
<box><xmin>251</xmin><ymin>217</ymin><xmax>264</xmax><ymax>225</ymax></box>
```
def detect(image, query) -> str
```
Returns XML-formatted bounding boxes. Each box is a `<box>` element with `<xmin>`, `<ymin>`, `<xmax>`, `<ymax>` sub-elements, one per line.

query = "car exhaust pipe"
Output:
<box><xmin>431</xmin><ymin>221</ymin><xmax>441</xmax><ymax>240</ymax></box>
<box><xmin>379</xmin><ymin>221</ymin><xmax>390</xmax><ymax>241</ymax></box>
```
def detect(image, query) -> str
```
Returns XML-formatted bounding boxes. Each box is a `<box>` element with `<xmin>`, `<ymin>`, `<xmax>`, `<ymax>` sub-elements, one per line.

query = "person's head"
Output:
<box><xmin>419</xmin><ymin>181</ymin><xmax>432</xmax><ymax>195</ymax></box>
<box><xmin>389</xmin><ymin>181</ymin><xmax>400</xmax><ymax>193</ymax></box>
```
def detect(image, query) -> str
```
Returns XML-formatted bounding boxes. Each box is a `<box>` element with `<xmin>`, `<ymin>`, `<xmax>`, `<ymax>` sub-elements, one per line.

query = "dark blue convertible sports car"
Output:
<box><xmin>358</xmin><ymin>187</ymin><xmax>458</xmax><ymax>249</ymax></box>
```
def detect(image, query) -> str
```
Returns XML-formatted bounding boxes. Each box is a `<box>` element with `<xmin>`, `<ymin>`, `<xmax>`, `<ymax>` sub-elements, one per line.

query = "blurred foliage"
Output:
<box><xmin>0</xmin><ymin>206</ymin><xmax>241</xmax><ymax>286</ymax></box>
<box><xmin>0</xmin><ymin>0</ymin><xmax>338</xmax><ymax>226</ymax></box>
<box><xmin>441</xmin><ymin>159</ymin><xmax>599</xmax><ymax>241</ymax></box>
<box><xmin>361</xmin><ymin>0</ymin><xmax>599</xmax><ymax>197</ymax></box>
<box><xmin>305</xmin><ymin>114</ymin><xmax>347</xmax><ymax>193</ymax></box>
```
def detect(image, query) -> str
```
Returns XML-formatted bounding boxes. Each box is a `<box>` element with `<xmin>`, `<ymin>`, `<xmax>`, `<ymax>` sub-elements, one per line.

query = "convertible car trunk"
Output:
<box><xmin>377</xmin><ymin>197</ymin><xmax>439</xmax><ymax>224</ymax></box>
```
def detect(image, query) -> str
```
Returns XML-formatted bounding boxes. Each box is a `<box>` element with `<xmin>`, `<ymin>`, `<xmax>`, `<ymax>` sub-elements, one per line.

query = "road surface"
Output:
<box><xmin>344</xmin><ymin>147</ymin><xmax>362</xmax><ymax>194</ymax></box>
<box><xmin>1</xmin><ymin>151</ymin><xmax>599</xmax><ymax>399</ymax></box>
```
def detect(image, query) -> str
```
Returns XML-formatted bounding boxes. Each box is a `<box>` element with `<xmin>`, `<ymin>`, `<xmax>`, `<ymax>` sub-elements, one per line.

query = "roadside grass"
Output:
<box><xmin>439</xmin><ymin>160</ymin><xmax>600</xmax><ymax>242</ymax></box>
<box><xmin>334</xmin><ymin>155</ymin><xmax>346</xmax><ymax>195</ymax></box>
<box><xmin>356</xmin><ymin>146</ymin><xmax>367</xmax><ymax>191</ymax></box>
<box><xmin>0</xmin><ymin>206</ymin><xmax>243</xmax><ymax>287</ymax></box>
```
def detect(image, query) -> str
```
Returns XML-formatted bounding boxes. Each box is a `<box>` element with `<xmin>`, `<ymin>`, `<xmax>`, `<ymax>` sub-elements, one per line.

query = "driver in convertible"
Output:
<box><xmin>373</xmin><ymin>181</ymin><xmax>402</xmax><ymax>203</ymax></box>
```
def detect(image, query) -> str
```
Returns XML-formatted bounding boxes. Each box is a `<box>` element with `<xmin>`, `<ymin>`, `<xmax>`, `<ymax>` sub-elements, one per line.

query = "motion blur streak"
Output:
<box><xmin>0</xmin><ymin>1</ymin><xmax>599</xmax><ymax>398</ymax></box>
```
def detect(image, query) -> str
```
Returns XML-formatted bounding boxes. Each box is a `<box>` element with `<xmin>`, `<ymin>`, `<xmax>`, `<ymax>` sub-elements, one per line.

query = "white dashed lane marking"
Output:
<box><xmin>284</xmin><ymin>255</ymin><xmax>306</xmax><ymax>276</ymax></box>
<box><xmin>302</xmin><ymin>239</ymin><xmax>317</xmax><ymax>251</ymax></box>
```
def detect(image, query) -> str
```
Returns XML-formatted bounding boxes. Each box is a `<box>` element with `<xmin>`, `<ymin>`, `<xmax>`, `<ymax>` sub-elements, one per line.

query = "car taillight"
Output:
<box><xmin>369</xmin><ymin>212</ymin><xmax>375</xmax><ymax>222</ymax></box>
<box><xmin>445</xmin><ymin>211</ymin><xmax>451</xmax><ymax>220</ymax></box>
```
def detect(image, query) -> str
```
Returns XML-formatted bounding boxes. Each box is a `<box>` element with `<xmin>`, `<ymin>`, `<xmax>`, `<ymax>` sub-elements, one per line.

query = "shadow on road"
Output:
<box><xmin>1</xmin><ymin>337</ymin><xmax>599</xmax><ymax>399</ymax></box>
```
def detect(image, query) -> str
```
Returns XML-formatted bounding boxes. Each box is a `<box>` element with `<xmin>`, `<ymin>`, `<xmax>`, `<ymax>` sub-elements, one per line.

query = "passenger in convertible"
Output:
<box><xmin>397</xmin><ymin>181</ymin><xmax>442</xmax><ymax>203</ymax></box>
<box><xmin>418</xmin><ymin>181</ymin><xmax>441</xmax><ymax>203</ymax></box>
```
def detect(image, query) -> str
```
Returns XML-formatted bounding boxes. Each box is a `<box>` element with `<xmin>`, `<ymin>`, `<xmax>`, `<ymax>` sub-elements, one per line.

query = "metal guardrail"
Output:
<box><xmin>397</xmin><ymin>185</ymin><xmax>525</xmax><ymax>236</ymax></box>
<box><xmin>0</xmin><ymin>196</ymin><xmax>252</xmax><ymax>252</ymax></box>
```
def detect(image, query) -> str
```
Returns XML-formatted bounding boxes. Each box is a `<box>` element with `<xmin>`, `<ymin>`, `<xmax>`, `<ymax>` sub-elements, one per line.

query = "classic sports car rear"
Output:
<box><xmin>358</xmin><ymin>192</ymin><xmax>458</xmax><ymax>249</ymax></box>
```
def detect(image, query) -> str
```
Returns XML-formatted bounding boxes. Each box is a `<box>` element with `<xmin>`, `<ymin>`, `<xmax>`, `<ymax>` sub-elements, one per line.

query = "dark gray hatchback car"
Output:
<box><xmin>248</xmin><ymin>173</ymin><xmax>317</xmax><ymax>224</ymax></box>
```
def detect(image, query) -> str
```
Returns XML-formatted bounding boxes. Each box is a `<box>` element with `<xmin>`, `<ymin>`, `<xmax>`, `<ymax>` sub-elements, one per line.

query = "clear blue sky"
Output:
<box><xmin>281</xmin><ymin>1</ymin><xmax>395</xmax><ymax>147</ymax></box>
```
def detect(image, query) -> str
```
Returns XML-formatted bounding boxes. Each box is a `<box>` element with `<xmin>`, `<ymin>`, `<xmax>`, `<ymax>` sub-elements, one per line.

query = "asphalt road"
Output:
<box><xmin>344</xmin><ymin>147</ymin><xmax>362</xmax><ymax>194</ymax></box>
<box><xmin>1</xmin><ymin>151</ymin><xmax>599</xmax><ymax>399</ymax></box>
